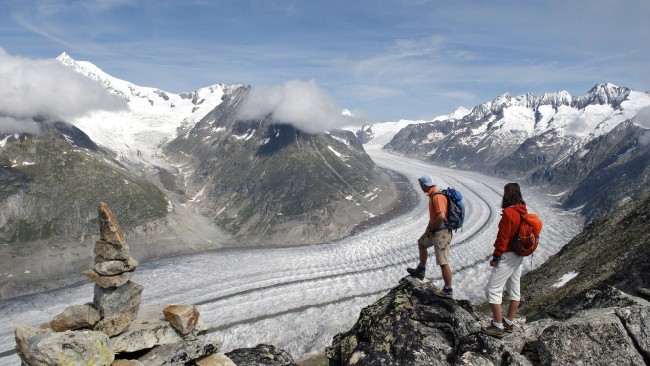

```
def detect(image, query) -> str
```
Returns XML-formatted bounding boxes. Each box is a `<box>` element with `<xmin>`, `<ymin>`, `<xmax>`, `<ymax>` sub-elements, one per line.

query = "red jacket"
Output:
<box><xmin>493</xmin><ymin>204</ymin><xmax>527</xmax><ymax>257</ymax></box>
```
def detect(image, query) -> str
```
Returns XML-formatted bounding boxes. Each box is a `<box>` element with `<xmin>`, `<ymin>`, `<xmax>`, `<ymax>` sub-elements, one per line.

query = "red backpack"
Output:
<box><xmin>509</xmin><ymin>212</ymin><xmax>543</xmax><ymax>256</ymax></box>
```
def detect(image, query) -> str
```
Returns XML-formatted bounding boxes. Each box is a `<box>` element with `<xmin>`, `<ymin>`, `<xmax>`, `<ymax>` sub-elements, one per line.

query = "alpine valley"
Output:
<box><xmin>0</xmin><ymin>53</ymin><xmax>399</xmax><ymax>299</ymax></box>
<box><xmin>1</xmin><ymin>52</ymin><xmax>649</xmax><ymax>303</ymax></box>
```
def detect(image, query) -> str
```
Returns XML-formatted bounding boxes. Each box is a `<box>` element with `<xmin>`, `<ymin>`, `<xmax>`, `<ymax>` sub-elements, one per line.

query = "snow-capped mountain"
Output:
<box><xmin>56</xmin><ymin>52</ymin><xmax>242</xmax><ymax>167</ymax></box>
<box><xmin>381</xmin><ymin>83</ymin><xmax>650</xmax><ymax>221</ymax></box>
<box><xmin>0</xmin><ymin>53</ymin><xmax>401</xmax><ymax>298</ymax></box>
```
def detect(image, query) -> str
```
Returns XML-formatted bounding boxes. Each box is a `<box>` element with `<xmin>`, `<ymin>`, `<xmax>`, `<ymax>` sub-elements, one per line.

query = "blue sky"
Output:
<box><xmin>1</xmin><ymin>0</ymin><xmax>649</xmax><ymax>122</ymax></box>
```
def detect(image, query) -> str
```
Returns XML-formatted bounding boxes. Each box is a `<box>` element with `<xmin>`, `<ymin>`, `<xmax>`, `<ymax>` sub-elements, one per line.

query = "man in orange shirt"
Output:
<box><xmin>407</xmin><ymin>175</ymin><xmax>454</xmax><ymax>298</ymax></box>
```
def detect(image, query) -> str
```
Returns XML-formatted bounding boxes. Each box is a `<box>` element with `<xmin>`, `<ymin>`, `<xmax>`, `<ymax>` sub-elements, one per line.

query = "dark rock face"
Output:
<box><xmin>163</xmin><ymin>86</ymin><xmax>399</xmax><ymax>245</ymax></box>
<box><xmin>326</xmin><ymin>277</ymin><xmax>650</xmax><ymax>365</ymax></box>
<box><xmin>327</xmin><ymin>278</ymin><xmax>485</xmax><ymax>365</ymax></box>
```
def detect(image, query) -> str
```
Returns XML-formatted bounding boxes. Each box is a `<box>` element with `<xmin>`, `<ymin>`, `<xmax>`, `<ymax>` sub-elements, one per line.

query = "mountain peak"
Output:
<box><xmin>576</xmin><ymin>82</ymin><xmax>630</xmax><ymax>108</ymax></box>
<box><xmin>56</xmin><ymin>52</ymin><xmax>75</xmax><ymax>65</ymax></box>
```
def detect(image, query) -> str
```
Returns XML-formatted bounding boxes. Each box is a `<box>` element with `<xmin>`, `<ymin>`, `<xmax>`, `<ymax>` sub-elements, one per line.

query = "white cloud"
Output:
<box><xmin>0</xmin><ymin>48</ymin><xmax>127</xmax><ymax>134</ymax></box>
<box><xmin>634</xmin><ymin>106</ymin><xmax>650</xmax><ymax>146</ymax></box>
<box><xmin>236</xmin><ymin>80</ymin><xmax>363</xmax><ymax>134</ymax></box>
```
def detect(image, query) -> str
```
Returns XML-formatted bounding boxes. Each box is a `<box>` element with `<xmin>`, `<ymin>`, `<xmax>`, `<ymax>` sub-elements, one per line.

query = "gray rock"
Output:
<box><xmin>93</xmin><ymin>281</ymin><xmax>143</xmax><ymax>319</ymax></box>
<box><xmin>83</xmin><ymin>268</ymin><xmax>133</xmax><ymax>288</ymax></box>
<box><xmin>94</xmin><ymin>257</ymin><xmax>138</xmax><ymax>276</ymax></box>
<box><xmin>225</xmin><ymin>344</ymin><xmax>298</xmax><ymax>366</ymax></box>
<box><xmin>538</xmin><ymin>307</ymin><xmax>646</xmax><ymax>365</ymax></box>
<box><xmin>137</xmin><ymin>340</ymin><xmax>220</xmax><ymax>365</ymax></box>
<box><xmin>94</xmin><ymin>239</ymin><xmax>131</xmax><ymax>262</ymax></box>
<box><xmin>327</xmin><ymin>277</ymin><xmax>488</xmax><ymax>365</ymax></box>
<box><xmin>94</xmin><ymin>311</ymin><xmax>132</xmax><ymax>337</ymax></box>
<box><xmin>616</xmin><ymin>306</ymin><xmax>650</xmax><ymax>360</ymax></box>
<box><xmin>110</xmin><ymin>311</ymin><xmax>184</xmax><ymax>353</ymax></box>
<box><xmin>50</xmin><ymin>303</ymin><xmax>101</xmax><ymax>331</ymax></box>
<box><xmin>14</xmin><ymin>324</ymin><xmax>48</xmax><ymax>365</ymax></box>
<box><xmin>21</xmin><ymin>329</ymin><xmax>113</xmax><ymax>366</ymax></box>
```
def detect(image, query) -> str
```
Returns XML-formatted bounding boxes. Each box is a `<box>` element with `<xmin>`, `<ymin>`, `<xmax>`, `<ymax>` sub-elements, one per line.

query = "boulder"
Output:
<box><xmin>137</xmin><ymin>340</ymin><xmax>221</xmax><ymax>365</ymax></box>
<box><xmin>110</xmin><ymin>310</ymin><xmax>184</xmax><ymax>353</ymax></box>
<box><xmin>50</xmin><ymin>303</ymin><xmax>101</xmax><ymax>331</ymax></box>
<box><xmin>326</xmin><ymin>277</ymin><xmax>485</xmax><ymax>365</ymax></box>
<box><xmin>538</xmin><ymin>307</ymin><xmax>646</xmax><ymax>365</ymax></box>
<box><xmin>325</xmin><ymin>277</ymin><xmax>650</xmax><ymax>365</ymax></box>
<box><xmin>225</xmin><ymin>344</ymin><xmax>298</xmax><ymax>366</ymax></box>
<box><xmin>615</xmin><ymin>306</ymin><xmax>650</xmax><ymax>359</ymax></box>
<box><xmin>14</xmin><ymin>324</ymin><xmax>48</xmax><ymax>364</ymax></box>
<box><xmin>163</xmin><ymin>304</ymin><xmax>200</xmax><ymax>335</ymax></box>
<box><xmin>19</xmin><ymin>329</ymin><xmax>113</xmax><ymax>366</ymax></box>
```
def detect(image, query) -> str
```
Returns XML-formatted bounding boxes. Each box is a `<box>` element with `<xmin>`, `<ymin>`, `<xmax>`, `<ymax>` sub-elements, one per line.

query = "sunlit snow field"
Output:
<box><xmin>0</xmin><ymin>147</ymin><xmax>583</xmax><ymax>364</ymax></box>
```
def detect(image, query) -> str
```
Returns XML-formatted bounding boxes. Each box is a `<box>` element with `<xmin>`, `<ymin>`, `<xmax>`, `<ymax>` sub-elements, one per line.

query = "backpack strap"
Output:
<box><xmin>504</xmin><ymin>207</ymin><xmax>524</xmax><ymax>241</ymax></box>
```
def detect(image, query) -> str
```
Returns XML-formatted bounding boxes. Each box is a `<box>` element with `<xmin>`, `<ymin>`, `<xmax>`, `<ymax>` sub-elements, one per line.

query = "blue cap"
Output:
<box><xmin>418</xmin><ymin>175</ymin><xmax>434</xmax><ymax>186</ymax></box>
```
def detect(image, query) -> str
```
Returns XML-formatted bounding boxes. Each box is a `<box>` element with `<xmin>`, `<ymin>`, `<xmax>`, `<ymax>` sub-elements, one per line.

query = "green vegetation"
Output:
<box><xmin>0</xmin><ymin>134</ymin><xmax>168</xmax><ymax>244</ymax></box>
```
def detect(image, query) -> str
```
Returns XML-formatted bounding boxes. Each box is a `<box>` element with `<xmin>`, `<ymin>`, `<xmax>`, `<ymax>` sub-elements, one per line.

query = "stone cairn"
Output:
<box><xmin>14</xmin><ymin>202</ymin><xmax>228</xmax><ymax>366</ymax></box>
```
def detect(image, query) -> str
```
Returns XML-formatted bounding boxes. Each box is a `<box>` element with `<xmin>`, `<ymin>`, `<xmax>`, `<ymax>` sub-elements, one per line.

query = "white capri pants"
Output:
<box><xmin>486</xmin><ymin>251</ymin><xmax>524</xmax><ymax>304</ymax></box>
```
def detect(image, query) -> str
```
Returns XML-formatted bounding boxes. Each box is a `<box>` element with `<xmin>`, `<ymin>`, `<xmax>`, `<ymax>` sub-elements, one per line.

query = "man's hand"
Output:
<box><xmin>489</xmin><ymin>259</ymin><xmax>498</xmax><ymax>267</ymax></box>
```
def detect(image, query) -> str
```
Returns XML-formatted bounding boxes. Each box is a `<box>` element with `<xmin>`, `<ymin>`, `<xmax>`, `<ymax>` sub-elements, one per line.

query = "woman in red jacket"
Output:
<box><xmin>482</xmin><ymin>182</ymin><xmax>527</xmax><ymax>338</ymax></box>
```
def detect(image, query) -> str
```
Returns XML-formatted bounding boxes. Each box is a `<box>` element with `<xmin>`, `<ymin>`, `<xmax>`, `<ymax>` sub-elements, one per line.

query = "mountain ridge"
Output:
<box><xmin>379</xmin><ymin>83</ymin><xmax>650</xmax><ymax>222</ymax></box>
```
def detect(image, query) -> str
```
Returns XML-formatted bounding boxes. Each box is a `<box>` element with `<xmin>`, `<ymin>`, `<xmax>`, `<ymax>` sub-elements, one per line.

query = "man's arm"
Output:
<box><xmin>426</xmin><ymin>211</ymin><xmax>446</xmax><ymax>233</ymax></box>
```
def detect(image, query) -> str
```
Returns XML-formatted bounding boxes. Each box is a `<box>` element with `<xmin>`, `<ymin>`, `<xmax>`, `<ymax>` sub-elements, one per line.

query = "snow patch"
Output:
<box><xmin>552</xmin><ymin>272</ymin><xmax>579</xmax><ymax>288</ymax></box>
<box><xmin>327</xmin><ymin>146</ymin><xmax>348</xmax><ymax>161</ymax></box>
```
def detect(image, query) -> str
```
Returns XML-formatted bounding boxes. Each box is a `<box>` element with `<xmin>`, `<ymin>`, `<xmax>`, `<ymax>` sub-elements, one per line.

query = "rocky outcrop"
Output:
<box><xmin>326</xmin><ymin>277</ymin><xmax>650</xmax><ymax>365</ymax></box>
<box><xmin>225</xmin><ymin>344</ymin><xmax>299</xmax><ymax>366</ymax></box>
<box><xmin>13</xmin><ymin>203</ymin><xmax>227</xmax><ymax>365</ymax></box>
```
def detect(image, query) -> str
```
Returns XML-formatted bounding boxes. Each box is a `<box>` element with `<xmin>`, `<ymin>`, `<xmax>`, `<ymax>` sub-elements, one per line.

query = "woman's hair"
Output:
<box><xmin>501</xmin><ymin>182</ymin><xmax>525</xmax><ymax>209</ymax></box>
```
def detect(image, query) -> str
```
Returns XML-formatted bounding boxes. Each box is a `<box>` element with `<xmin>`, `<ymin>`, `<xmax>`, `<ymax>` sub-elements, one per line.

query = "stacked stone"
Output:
<box><xmin>83</xmin><ymin>202</ymin><xmax>143</xmax><ymax>337</ymax></box>
<box><xmin>14</xmin><ymin>202</ymin><xmax>226</xmax><ymax>366</ymax></box>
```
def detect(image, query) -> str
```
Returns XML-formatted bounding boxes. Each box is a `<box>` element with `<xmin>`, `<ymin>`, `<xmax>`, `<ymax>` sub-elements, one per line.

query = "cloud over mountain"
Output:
<box><xmin>0</xmin><ymin>49</ymin><xmax>127</xmax><ymax>133</ymax></box>
<box><xmin>236</xmin><ymin>79</ymin><xmax>362</xmax><ymax>134</ymax></box>
<box><xmin>636</xmin><ymin>106</ymin><xmax>650</xmax><ymax>146</ymax></box>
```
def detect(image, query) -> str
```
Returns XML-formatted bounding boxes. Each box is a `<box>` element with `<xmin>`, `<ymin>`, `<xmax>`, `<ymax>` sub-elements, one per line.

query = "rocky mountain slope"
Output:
<box><xmin>520</xmin><ymin>190</ymin><xmax>650</xmax><ymax>321</ymax></box>
<box><xmin>0</xmin><ymin>122</ymin><xmax>224</xmax><ymax>299</ymax></box>
<box><xmin>382</xmin><ymin>84</ymin><xmax>650</xmax><ymax>222</ymax></box>
<box><xmin>163</xmin><ymin>86</ymin><xmax>399</xmax><ymax>245</ymax></box>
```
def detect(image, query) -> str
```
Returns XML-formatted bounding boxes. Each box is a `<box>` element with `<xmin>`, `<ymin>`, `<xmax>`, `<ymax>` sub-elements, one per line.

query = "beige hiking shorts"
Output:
<box><xmin>419</xmin><ymin>229</ymin><xmax>452</xmax><ymax>266</ymax></box>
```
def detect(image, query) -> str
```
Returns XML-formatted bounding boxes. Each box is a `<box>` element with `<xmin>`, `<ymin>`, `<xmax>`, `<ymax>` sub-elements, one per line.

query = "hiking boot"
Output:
<box><xmin>406</xmin><ymin>267</ymin><xmax>425</xmax><ymax>280</ymax></box>
<box><xmin>504</xmin><ymin>321</ymin><xmax>514</xmax><ymax>333</ymax></box>
<box><xmin>482</xmin><ymin>322</ymin><xmax>506</xmax><ymax>338</ymax></box>
<box><xmin>433</xmin><ymin>286</ymin><xmax>453</xmax><ymax>299</ymax></box>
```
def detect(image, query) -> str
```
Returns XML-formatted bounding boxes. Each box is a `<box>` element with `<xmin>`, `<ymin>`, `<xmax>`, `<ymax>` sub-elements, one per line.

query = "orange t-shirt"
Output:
<box><xmin>427</xmin><ymin>186</ymin><xmax>448</xmax><ymax>225</ymax></box>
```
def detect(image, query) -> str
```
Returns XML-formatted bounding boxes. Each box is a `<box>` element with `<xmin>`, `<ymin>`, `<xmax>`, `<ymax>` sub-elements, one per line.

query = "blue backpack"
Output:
<box><xmin>434</xmin><ymin>188</ymin><xmax>465</xmax><ymax>232</ymax></box>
